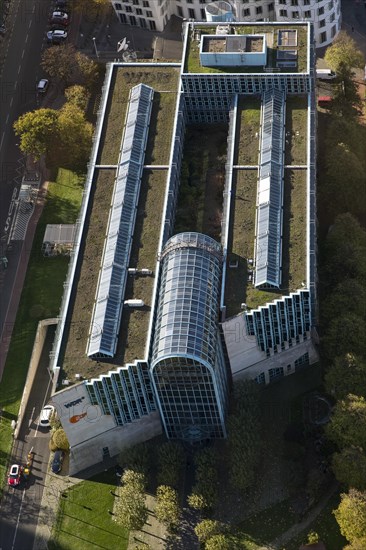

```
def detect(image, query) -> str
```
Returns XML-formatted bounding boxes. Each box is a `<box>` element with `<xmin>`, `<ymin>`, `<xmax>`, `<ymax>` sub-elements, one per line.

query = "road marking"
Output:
<box><xmin>25</xmin><ymin>33</ymin><xmax>28</xmax><ymax>44</ymax></box>
<box><xmin>11</xmin><ymin>488</ymin><xmax>26</xmax><ymax>550</ymax></box>
<box><xmin>21</xmin><ymin>49</ymin><xmax>25</xmax><ymax>59</ymax></box>
<box><xmin>28</xmin><ymin>19</ymin><xmax>32</xmax><ymax>29</ymax></box>
<box><xmin>17</xmin><ymin>64</ymin><xmax>21</xmax><ymax>74</ymax></box>
<box><xmin>10</xmin><ymin>97</ymin><xmax>13</xmax><ymax>106</ymax></box>
<box><xmin>5</xmin><ymin>114</ymin><xmax>9</xmax><ymax>124</ymax></box>
<box><xmin>0</xmin><ymin>132</ymin><xmax>4</xmax><ymax>151</ymax></box>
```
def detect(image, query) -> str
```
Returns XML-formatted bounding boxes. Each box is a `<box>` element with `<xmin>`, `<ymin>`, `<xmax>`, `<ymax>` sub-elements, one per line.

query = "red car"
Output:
<box><xmin>7</xmin><ymin>464</ymin><xmax>23</xmax><ymax>487</ymax></box>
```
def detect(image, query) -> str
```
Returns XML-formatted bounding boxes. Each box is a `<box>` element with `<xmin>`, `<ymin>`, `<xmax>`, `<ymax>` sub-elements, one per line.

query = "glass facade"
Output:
<box><xmin>151</xmin><ymin>233</ymin><xmax>228</xmax><ymax>440</ymax></box>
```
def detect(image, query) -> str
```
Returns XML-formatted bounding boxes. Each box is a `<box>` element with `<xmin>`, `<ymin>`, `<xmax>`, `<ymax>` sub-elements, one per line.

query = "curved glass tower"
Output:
<box><xmin>151</xmin><ymin>233</ymin><xmax>228</xmax><ymax>441</ymax></box>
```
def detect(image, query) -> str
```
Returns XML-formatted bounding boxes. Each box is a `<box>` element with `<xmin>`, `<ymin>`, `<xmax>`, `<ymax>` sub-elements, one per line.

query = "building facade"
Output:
<box><xmin>111</xmin><ymin>0</ymin><xmax>341</xmax><ymax>47</ymax></box>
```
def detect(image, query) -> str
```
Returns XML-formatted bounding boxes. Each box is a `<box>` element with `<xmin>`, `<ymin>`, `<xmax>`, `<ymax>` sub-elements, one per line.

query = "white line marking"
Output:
<box><xmin>28</xmin><ymin>19</ymin><xmax>32</xmax><ymax>29</ymax></box>
<box><xmin>10</xmin><ymin>97</ymin><xmax>13</xmax><ymax>106</ymax></box>
<box><xmin>17</xmin><ymin>65</ymin><xmax>21</xmax><ymax>74</ymax></box>
<box><xmin>25</xmin><ymin>34</ymin><xmax>29</xmax><ymax>44</ymax></box>
<box><xmin>21</xmin><ymin>49</ymin><xmax>25</xmax><ymax>59</ymax></box>
<box><xmin>0</xmin><ymin>132</ymin><xmax>5</xmax><ymax>151</ymax></box>
<box><xmin>6</xmin><ymin>114</ymin><xmax>9</xmax><ymax>124</ymax></box>
<box><xmin>11</xmin><ymin>488</ymin><xmax>26</xmax><ymax>550</ymax></box>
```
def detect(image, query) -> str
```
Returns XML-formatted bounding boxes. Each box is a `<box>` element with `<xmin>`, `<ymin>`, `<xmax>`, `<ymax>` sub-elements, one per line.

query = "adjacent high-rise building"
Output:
<box><xmin>111</xmin><ymin>0</ymin><xmax>341</xmax><ymax>47</ymax></box>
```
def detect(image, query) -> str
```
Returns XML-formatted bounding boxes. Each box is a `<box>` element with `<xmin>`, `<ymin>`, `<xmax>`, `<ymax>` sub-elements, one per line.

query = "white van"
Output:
<box><xmin>316</xmin><ymin>69</ymin><xmax>337</xmax><ymax>81</ymax></box>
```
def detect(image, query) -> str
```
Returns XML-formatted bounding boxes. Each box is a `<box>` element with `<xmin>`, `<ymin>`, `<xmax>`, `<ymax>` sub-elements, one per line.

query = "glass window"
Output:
<box><xmin>320</xmin><ymin>30</ymin><xmax>327</xmax><ymax>42</ymax></box>
<box><xmin>189</xmin><ymin>7</ymin><xmax>195</xmax><ymax>17</ymax></box>
<box><xmin>318</xmin><ymin>6</ymin><xmax>324</xmax><ymax>15</ymax></box>
<box><xmin>256</xmin><ymin>6</ymin><xmax>262</xmax><ymax>14</ymax></box>
<box><xmin>243</xmin><ymin>7</ymin><xmax>250</xmax><ymax>16</ymax></box>
<box><xmin>319</xmin><ymin>18</ymin><xmax>326</xmax><ymax>27</ymax></box>
<box><xmin>149</xmin><ymin>19</ymin><xmax>156</xmax><ymax>30</ymax></box>
<box><xmin>280</xmin><ymin>8</ymin><xmax>287</xmax><ymax>15</ymax></box>
<box><xmin>115</xmin><ymin>2</ymin><xmax>122</xmax><ymax>10</ymax></box>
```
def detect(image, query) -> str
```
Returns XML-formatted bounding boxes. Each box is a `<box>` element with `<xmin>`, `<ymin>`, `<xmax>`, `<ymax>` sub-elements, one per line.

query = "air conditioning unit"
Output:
<box><xmin>75</xmin><ymin>374</ymin><xmax>82</xmax><ymax>380</ymax></box>
<box><xmin>62</xmin><ymin>379</ymin><xmax>70</xmax><ymax>386</ymax></box>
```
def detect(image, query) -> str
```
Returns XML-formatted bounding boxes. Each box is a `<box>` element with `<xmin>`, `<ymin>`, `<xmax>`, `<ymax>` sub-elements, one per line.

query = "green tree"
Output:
<box><xmin>325</xmin><ymin>354</ymin><xmax>366</xmax><ymax>401</ymax></box>
<box><xmin>331</xmin><ymin>65</ymin><xmax>363</xmax><ymax>118</ymax></box>
<box><xmin>58</xmin><ymin>103</ymin><xmax>93</xmax><ymax>167</ymax></box>
<box><xmin>52</xmin><ymin>428</ymin><xmax>70</xmax><ymax>450</ymax></box>
<box><xmin>13</xmin><ymin>108</ymin><xmax>59</xmax><ymax>159</ymax></box>
<box><xmin>194</xmin><ymin>519</ymin><xmax>224</xmax><ymax>543</ymax></box>
<box><xmin>205</xmin><ymin>534</ymin><xmax>233</xmax><ymax>550</ymax></box>
<box><xmin>227</xmin><ymin>380</ymin><xmax>261</xmax><ymax>491</ymax></box>
<box><xmin>155</xmin><ymin>485</ymin><xmax>180</xmax><ymax>531</ymax></box>
<box><xmin>119</xmin><ymin>443</ymin><xmax>151</xmax><ymax>475</ymax></box>
<box><xmin>332</xmin><ymin>447</ymin><xmax>366</xmax><ymax>490</ymax></box>
<box><xmin>41</xmin><ymin>44</ymin><xmax>77</xmax><ymax>85</ymax></box>
<box><xmin>321</xmin><ymin>280</ymin><xmax>366</xmax><ymax>328</ymax></box>
<box><xmin>323</xmin><ymin>142</ymin><xmax>366</xmax><ymax>218</ymax></box>
<box><xmin>324</xmin><ymin>32</ymin><xmax>364</xmax><ymax>72</ymax></box>
<box><xmin>326</xmin><ymin>395</ymin><xmax>366</xmax><ymax>450</ymax></box>
<box><xmin>65</xmin><ymin>85</ymin><xmax>90</xmax><ymax>112</ymax></box>
<box><xmin>188</xmin><ymin>448</ymin><xmax>218</xmax><ymax>510</ymax></box>
<box><xmin>320</xmin><ymin>214</ymin><xmax>366</xmax><ymax>288</ymax></box>
<box><xmin>322</xmin><ymin>314</ymin><xmax>366</xmax><ymax>362</ymax></box>
<box><xmin>157</xmin><ymin>442</ymin><xmax>185</xmax><ymax>488</ymax></box>
<box><xmin>334</xmin><ymin>489</ymin><xmax>366</xmax><ymax>543</ymax></box>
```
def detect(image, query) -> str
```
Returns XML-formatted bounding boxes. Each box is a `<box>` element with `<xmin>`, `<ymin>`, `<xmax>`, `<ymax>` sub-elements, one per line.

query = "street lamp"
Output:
<box><xmin>92</xmin><ymin>37</ymin><xmax>99</xmax><ymax>59</ymax></box>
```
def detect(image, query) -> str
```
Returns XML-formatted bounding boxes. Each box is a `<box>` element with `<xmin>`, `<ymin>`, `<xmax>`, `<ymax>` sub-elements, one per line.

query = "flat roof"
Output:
<box><xmin>184</xmin><ymin>22</ymin><xmax>309</xmax><ymax>74</ymax></box>
<box><xmin>59</xmin><ymin>65</ymin><xmax>180</xmax><ymax>380</ymax></box>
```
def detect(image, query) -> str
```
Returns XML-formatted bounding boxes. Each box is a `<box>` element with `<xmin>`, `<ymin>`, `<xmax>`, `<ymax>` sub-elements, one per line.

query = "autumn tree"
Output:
<box><xmin>326</xmin><ymin>394</ymin><xmax>366</xmax><ymax>450</ymax></box>
<box><xmin>119</xmin><ymin>443</ymin><xmax>151</xmax><ymax>475</ymax></box>
<box><xmin>344</xmin><ymin>538</ymin><xmax>366</xmax><ymax>550</ymax></box>
<box><xmin>14</xmin><ymin>108</ymin><xmax>59</xmax><ymax>159</ymax></box>
<box><xmin>41</xmin><ymin>44</ymin><xmax>77</xmax><ymax>85</ymax></box>
<box><xmin>157</xmin><ymin>442</ymin><xmax>185</xmax><ymax>489</ymax></box>
<box><xmin>115</xmin><ymin>469</ymin><xmax>148</xmax><ymax>530</ymax></box>
<box><xmin>324</xmin><ymin>32</ymin><xmax>364</xmax><ymax>72</ymax></box>
<box><xmin>52</xmin><ymin>428</ymin><xmax>70</xmax><ymax>451</ymax></box>
<box><xmin>332</xmin><ymin>447</ymin><xmax>366</xmax><ymax>490</ymax></box>
<box><xmin>155</xmin><ymin>485</ymin><xmax>180</xmax><ymax>531</ymax></box>
<box><xmin>205</xmin><ymin>534</ymin><xmax>234</xmax><ymax>550</ymax></box>
<box><xmin>75</xmin><ymin>52</ymin><xmax>99</xmax><ymax>87</ymax></box>
<box><xmin>194</xmin><ymin>519</ymin><xmax>225</xmax><ymax>543</ymax></box>
<box><xmin>65</xmin><ymin>85</ymin><xmax>90</xmax><ymax>112</ymax></box>
<box><xmin>334</xmin><ymin>489</ymin><xmax>366</xmax><ymax>543</ymax></box>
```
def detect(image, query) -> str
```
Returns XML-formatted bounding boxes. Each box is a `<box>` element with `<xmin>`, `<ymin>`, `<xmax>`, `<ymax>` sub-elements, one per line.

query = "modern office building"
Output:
<box><xmin>50</xmin><ymin>21</ymin><xmax>318</xmax><ymax>473</ymax></box>
<box><xmin>111</xmin><ymin>0</ymin><xmax>341</xmax><ymax>47</ymax></box>
<box><xmin>151</xmin><ymin>233</ymin><xmax>228</xmax><ymax>440</ymax></box>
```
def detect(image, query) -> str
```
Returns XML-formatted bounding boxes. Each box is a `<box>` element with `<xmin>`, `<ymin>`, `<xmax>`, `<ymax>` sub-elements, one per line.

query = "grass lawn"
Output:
<box><xmin>286</xmin><ymin>492</ymin><xmax>347</xmax><ymax>550</ymax></box>
<box><xmin>48</xmin><ymin>470</ymin><xmax>129</xmax><ymax>550</ymax></box>
<box><xmin>0</xmin><ymin>168</ymin><xmax>83</xmax><ymax>494</ymax></box>
<box><xmin>235</xmin><ymin>97</ymin><xmax>261</xmax><ymax>165</ymax></box>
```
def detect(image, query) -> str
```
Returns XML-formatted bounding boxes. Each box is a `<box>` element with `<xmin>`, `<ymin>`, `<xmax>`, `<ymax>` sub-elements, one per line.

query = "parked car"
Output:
<box><xmin>49</xmin><ymin>11</ymin><xmax>69</xmax><ymax>26</ymax></box>
<box><xmin>54</xmin><ymin>0</ymin><xmax>71</xmax><ymax>13</ymax></box>
<box><xmin>46</xmin><ymin>29</ymin><xmax>68</xmax><ymax>44</ymax></box>
<box><xmin>7</xmin><ymin>464</ymin><xmax>23</xmax><ymax>486</ymax></box>
<box><xmin>51</xmin><ymin>450</ymin><xmax>65</xmax><ymax>474</ymax></box>
<box><xmin>37</xmin><ymin>79</ymin><xmax>49</xmax><ymax>93</ymax></box>
<box><xmin>39</xmin><ymin>404</ymin><xmax>55</xmax><ymax>427</ymax></box>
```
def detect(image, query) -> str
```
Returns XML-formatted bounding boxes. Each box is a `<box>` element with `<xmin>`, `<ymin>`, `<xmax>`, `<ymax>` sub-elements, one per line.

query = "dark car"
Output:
<box><xmin>55</xmin><ymin>0</ymin><xmax>70</xmax><ymax>10</ymax></box>
<box><xmin>51</xmin><ymin>450</ymin><xmax>65</xmax><ymax>474</ymax></box>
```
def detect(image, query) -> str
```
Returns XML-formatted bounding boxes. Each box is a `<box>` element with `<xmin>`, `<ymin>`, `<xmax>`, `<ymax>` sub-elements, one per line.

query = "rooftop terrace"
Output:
<box><xmin>59</xmin><ymin>65</ymin><xmax>179</xmax><ymax>380</ymax></box>
<box><xmin>184</xmin><ymin>23</ymin><xmax>309</xmax><ymax>74</ymax></box>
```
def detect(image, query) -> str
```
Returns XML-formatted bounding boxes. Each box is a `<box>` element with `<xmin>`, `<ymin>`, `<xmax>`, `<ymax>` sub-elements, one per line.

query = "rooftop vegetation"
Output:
<box><xmin>60</xmin><ymin>66</ymin><xmax>179</xmax><ymax>379</ymax></box>
<box><xmin>185</xmin><ymin>24</ymin><xmax>308</xmax><ymax>74</ymax></box>
<box><xmin>225</xmin><ymin>93</ymin><xmax>308</xmax><ymax>316</ymax></box>
<box><xmin>235</xmin><ymin>97</ymin><xmax>261</xmax><ymax>165</ymax></box>
<box><xmin>99</xmin><ymin>66</ymin><xmax>179</xmax><ymax>165</ymax></box>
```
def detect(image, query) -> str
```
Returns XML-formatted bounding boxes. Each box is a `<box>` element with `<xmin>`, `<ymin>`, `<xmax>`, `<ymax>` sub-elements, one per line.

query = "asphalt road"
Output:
<box><xmin>0</xmin><ymin>328</ymin><xmax>55</xmax><ymax>550</ymax></box>
<box><xmin>0</xmin><ymin>0</ymin><xmax>53</xmax><ymax>374</ymax></box>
